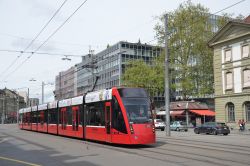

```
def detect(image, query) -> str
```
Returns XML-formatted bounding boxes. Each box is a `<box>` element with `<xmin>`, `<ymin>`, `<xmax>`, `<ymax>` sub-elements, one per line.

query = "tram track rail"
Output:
<box><xmin>2</xmin><ymin>129</ymin><xmax>250</xmax><ymax>166</ymax></box>
<box><xmin>158</xmin><ymin>136</ymin><xmax>250</xmax><ymax>149</ymax></box>
<box><xmin>157</xmin><ymin>136</ymin><xmax>250</xmax><ymax>155</ymax></box>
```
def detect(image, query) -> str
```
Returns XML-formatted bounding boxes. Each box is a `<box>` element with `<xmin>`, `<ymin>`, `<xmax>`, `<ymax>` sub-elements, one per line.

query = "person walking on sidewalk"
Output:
<box><xmin>238</xmin><ymin>119</ymin><xmax>243</xmax><ymax>131</ymax></box>
<box><xmin>242</xmin><ymin>119</ymin><xmax>245</xmax><ymax>131</ymax></box>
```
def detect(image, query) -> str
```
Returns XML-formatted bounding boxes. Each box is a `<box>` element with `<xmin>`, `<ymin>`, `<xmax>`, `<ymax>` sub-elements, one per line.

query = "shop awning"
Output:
<box><xmin>171</xmin><ymin>110</ymin><xmax>185</xmax><ymax>116</ymax></box>
<box><xmin>156</xmin><ymin>110</ymin><xmax>185</xmax><ymax>116</ymax></box>
<box><xmin>190</xmin><ymin>110</ymin><xmax>215</xmax><ymax>116</ymax></box>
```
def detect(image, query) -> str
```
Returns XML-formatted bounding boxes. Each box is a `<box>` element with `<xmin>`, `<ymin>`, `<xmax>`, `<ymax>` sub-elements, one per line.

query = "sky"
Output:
<box><xmin>0</xmin><ymin>0</ymin><xmax>249</xmax><ymax>103</ymax></box>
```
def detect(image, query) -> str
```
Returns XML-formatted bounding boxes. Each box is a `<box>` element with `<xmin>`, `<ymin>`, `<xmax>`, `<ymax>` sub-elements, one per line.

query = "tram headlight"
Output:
<box><xmin>152</xmin><ymin>125</ymin><xmax>155</xmax><ymax>133</ymax></box>
<box><xmin>129</xmin><ymin>123</ymin><xmax>134</xmax><ymax>134</ymax></box>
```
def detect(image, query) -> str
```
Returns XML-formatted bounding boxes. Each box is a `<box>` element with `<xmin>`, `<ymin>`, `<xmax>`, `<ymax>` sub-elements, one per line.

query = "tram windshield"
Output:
<box><xmin>122</xmin><ymin>98</ymin><xmax>152</xmax><ymax>124</ymax></box>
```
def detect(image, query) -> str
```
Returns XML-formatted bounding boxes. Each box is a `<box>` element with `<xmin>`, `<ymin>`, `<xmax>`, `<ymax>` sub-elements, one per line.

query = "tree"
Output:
<box><xmin>154</xmin><ymin>1</ymin><xmax>228</xmax><ymax>100</ymax></box>
<box><xmin>123</xmin><ymin>0</ymin><xmax>244</xmax><ymax>101</ymax></box>
<box><xmin>122</xmin><ymin>59</ymin><xmax>163</xmax><ymax>98</ymax></box>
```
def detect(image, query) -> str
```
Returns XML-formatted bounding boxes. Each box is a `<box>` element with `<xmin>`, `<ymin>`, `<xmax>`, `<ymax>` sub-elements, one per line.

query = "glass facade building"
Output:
<box><xmin>76</xmin><ymin>41</ymin><xmax>162</xmax><ymax>96</ymax></box>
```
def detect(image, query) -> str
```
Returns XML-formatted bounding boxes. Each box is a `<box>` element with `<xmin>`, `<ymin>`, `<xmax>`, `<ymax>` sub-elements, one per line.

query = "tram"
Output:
<box><xmin>18</xmin><ymin>87</ymin><xmax>155</xmax><ymax>145</ymax></box>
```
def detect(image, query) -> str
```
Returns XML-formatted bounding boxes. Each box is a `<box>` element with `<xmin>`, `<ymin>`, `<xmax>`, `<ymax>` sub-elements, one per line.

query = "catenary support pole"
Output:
<box><xmin>42</xmin><ymin>81</ymin><xmax>44</xmax><ymax>104</ymax></box>
<box><xmin>164</xmin><ymin>14</ymin><xmax>170</xmax><ymax>136</ymax></box>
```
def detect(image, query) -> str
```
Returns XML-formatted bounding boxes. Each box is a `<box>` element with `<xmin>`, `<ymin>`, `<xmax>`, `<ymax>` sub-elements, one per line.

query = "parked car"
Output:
<box><xmin>154</xmin><ymin>119</ymin><xmax>165</xmax><ymax>131</ymax></box>
<box><xmin>170</xmin><ymin>121</ymin><xmax>188</xmax><ymax>132</ymax></box>
<box><xmin>194</xmin><ymin>122</ymin><xmax>230</xmax><ymax>135</ymax></box>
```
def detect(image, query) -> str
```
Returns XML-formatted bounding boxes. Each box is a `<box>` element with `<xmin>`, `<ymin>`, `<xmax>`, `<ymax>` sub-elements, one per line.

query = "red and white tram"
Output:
<box><xmin>47</xmin><ymin>101</ymin><xmax>58</xmax><ymax>135</ymax></box>
<box><xmin>37</xmin><ymin>104</ymin><xmax>48</xmax><ymax>133</ymax></box>
<box><xmin>18</xmin><ymin>108</ymin><xmax>23</xmax><ymax>129</ymax></box>
<box><xmin>22</xmin><ymin>107</ymin><xmax>32</xmax><ymax>130</ymax></box>
<box><xmin>31</xmin><ymin>106</ymin><xmax>38</xmax><ymax>131</ymax></box>
<box><xmin>18</xmin><ymin>87</ymin><xmax>155</xmax><ymax>145</ymax></box>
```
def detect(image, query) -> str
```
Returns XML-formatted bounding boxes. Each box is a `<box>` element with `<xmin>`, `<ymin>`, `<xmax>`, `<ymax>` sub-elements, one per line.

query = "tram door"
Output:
<box><xmin>72</xmin><ymin>106</ymin><xmax>79</xmax><ymax>131</ymax></box>
<box><xmin>105</xmin><ymin>102</ymin><xmax>112</xmax><ymax>142</ymax></box>
<box><xmin>60</xmin><ymin>108</ymin><xmax>67</xmax><ymax>130</ymax></box>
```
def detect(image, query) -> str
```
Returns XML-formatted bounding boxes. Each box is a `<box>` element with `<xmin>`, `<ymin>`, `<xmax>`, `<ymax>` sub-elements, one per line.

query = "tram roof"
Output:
<box><xmin>38</xmin><ymin>103</ymin><xmax>48</xmax><ymax>110</ymax></box>
<box><xmin>31</xmin><ymin>106</ymin><xmax>38</xmax><ymax>111</ymax></box>
<box><xmin>48</xmin><ymin>101</ymin><xmax>57</xmax><ymax>109</ymax></box>
<box><xmin>24</xmin><ymin>107</ymin><xmax>31</xmax><ymax>113</ymax></box>
<box><xmin>18</xmin><ymin>108</ymin><xmax>23</xmax><ymax>113</ymax></box>
<box><xmin>71</xmin><ymin>96</ymin><xmax>83</xmax><ymax>106</ymax></box>
<box><xmin>58</xmin><ymin>98</ymin><xmax>72</xmax><ymax>107</ymax></box>
<box><xmin>85</xmin><ymin>89</ymin><xmax>112</xmax><ymax>103</ymax></box>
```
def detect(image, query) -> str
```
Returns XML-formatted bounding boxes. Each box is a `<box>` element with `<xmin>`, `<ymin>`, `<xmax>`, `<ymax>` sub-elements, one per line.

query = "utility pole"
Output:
<box><xmin>27</xmin><ymin>88</ymin><xmax>30</xmax><ymax>107</ymax></box>
<box><xmin>16</xmin><ymin>92</ymin><xmax>19</xmax><ymax>124</ymax></box>
<box><xmin>89</xmin><ymin>46</ymin><xmax>95</xmax><ymax>91</ymax></box>
<box><xmin>164</xmin><ymin>14</ymin><xmax>170</xmax><ymax>136</ymax></box>
<box><xmin>1</xmin><ymin>95</ymin><xmax>5</xmax><ymax>124</ymax></box>
<box><xmin>42</xmin><ymin>81</ymin><xmax>44</xmax><ymax>104</ymax></box>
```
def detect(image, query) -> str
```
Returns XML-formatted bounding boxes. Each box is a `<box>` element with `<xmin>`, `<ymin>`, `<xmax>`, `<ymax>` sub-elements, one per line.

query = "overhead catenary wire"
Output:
<box><xmin>32</xmin><ymin>0</ymin><xmax>89</xmax><ymax>54</ymax></box>
<box><xmin>0</xmin><ymin>0</ymin><xmax>68</xmax><ymax>79</ymax></box>
<box><xmin>0</xmin><ymin>49</ymin><xmax>83</xmax><ymax>58</ymax></box>
<box><xmin>0</xmin><ymin>32</ymin><xmax>106</xmax><ymax>49</ymax></box>
<box><xmin>1</xmin><ymin>0</ymin><xmax>89</xmax><ymax>83</ymax></box>
<box><xmin>1</xmin><ymin>0</ymin><xmax>246</xmax><ymax>84</ymax></box>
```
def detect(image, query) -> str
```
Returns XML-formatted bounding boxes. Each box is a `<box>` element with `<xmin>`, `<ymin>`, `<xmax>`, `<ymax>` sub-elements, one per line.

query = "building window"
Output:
<box><xmin>226</xmin><ymin>72</ymin><xmax>233</xmax><ymax>90</ymax></box>
<box><xmin>227</xmin><ymin>103</ymin><xmax>235</xmax><ymax>122</ymax></box>
<box><xmin>243</xmin><ymin>69</ymin><xmax>250</xmax><ymax>87</ymax></box>
<box><xmin>225</xmin><ymin>49</ymin><xmax>232</xmax><ymax>62</ymax></box>
<box><xmin>242</xmin><ymin>45</ymin><xmax>249</xmax><ymax>58</ymax></box>
<box><xmin>245</xmin><ymin>102</ymin><xmax>250</xmax><ymax>122</ymax></box>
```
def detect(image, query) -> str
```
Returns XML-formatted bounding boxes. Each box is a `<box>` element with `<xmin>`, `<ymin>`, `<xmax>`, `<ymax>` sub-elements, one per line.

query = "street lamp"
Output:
<box><xmin>62</xmin><ymin>55</ymin><xmax>71</xmax><ymax>61</ymax></box>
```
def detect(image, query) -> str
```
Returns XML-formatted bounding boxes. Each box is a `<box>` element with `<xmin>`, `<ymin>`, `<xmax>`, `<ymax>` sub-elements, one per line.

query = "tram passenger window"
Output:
<box><xmin>86</xmin><ymin>102</ymin><xmax>105</xmax><ymax>126</ymax></box>
<box><xmin>40</xmin><ymin>111</ymin><xmax>45</xmax><ymax>124</ymax></box>
<box><xmin>48</xmin><ymin>109</ymin><xmax>58</xmax><ymax>124</ymax></box>
<box><xmin>32</xmin><ymin>112</ymin><xmax>37</xmax><ymax>123</ymax></box>
<box><xmin>79</xmin><ymin>105</ymin><xmax>83</xmax><ymax>125</ymax></box>
<box><xmin>36</xmin><ymin>112</ymin><xmax>40</xmax><ymax>123</ymax></box>
<box><xmin>67</xmin><ymin>107</ymin><xmax>72</xmax><ymax>125</ymax></box>
<box><xmin>44</xmin><ymin>110</ymin><xmax>48</xmax><ymax>123</ymax></box>
<box><xmin>112</xmin><ymin>97</ymin><xmax>127</xmax><ymax>134</ymax></box>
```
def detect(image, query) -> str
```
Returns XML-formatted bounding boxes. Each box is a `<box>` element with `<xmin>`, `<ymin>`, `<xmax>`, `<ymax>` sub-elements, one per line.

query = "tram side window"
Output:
<box><xmin>112</xmin><ymin>97</ymin><xmax>127</xmax><ymax>134</ymax></box>
<box><xmin>27</xmin><ymin>113</ymin><xmax>31</xmax><ymax>124</ymax></box>
<box><xmin>86</xmin><ymin>102</ymin><xmax>105</xmax><ymax>126</ymax></box>
<box><xmin>32</xmin><ymin>112</ymin><xmax>37</xmax><ymax>123</ymax></box>
<box><xmin>48</xmin><ymin>108</ymin><xmax>58</xmax><ymax>124</ymax></box>
<box><xmin>67</xmin><ymin>107</ymin><xmax>72</xmax><ymax>125</ymax></box>
<box><xmin>37</xmin><ymin>111</ymin><xmax>41</xmax><ymax>123</ymax></box>
<box><xmin>23</xmin><ymin>114</ymin><xmax>26</xmax><ymax>123</ymax></box>
<box><xmin>44</xmin><ymin>110</ymin><xmax>48</xmax><ymax>123</ymax></box>
<box><xmin>39</xmin><ymin>111</ymin><xmax>45</xmax><ymax>124</ymax></box>
<box><xmin>79</xmin><ymin>105</ymin><xmax>83</xmax><ymax>125</ymax></box>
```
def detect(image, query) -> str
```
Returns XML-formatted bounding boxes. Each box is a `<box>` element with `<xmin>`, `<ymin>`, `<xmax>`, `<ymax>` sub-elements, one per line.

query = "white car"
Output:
<box><xmin>154</xmin><ymin>119</ymin><xmax>165</xmax><ymax>131</ymax></box>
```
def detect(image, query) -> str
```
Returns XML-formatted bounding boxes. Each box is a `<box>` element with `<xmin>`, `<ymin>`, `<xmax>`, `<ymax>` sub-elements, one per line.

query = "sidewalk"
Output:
<box><xmin>230</xmin><ymin>129</ymin><xmax>250</xmax><ymax>135</ymax></box>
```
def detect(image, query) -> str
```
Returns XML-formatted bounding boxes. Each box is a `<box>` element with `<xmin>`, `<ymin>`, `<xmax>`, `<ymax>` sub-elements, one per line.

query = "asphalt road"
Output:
<box><xmin>0</xmin><ymin>124</ymin><xmax>250</xmax><ymax>166</ymax></box>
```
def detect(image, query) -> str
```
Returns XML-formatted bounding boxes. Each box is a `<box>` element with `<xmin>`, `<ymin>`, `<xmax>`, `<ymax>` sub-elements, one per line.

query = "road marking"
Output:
<box><xmin>0</xmin><ymin>156</ymin><xmax>41</xmax><ymax>166</ymax></box>
<box><xmin>0</xmin><ymin>138</ymin><xmax>8</xmax><ymax>144</ymax></box>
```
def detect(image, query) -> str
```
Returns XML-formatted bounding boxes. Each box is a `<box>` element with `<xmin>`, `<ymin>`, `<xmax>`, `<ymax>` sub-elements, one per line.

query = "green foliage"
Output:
<box><xmin>122</xmin><ymin>60</ymin><xmax>163</xmax><ymax>97</ymax></box>
<box><xmin>217</xmin><ymin>13</ymin><xmax>245</xmax><ymax>29</ymax></box>
<box><xmin>154</xmin><ymin>0</ymin><xmax>218</xmax><ymax>100</ymax></box>
<box><xmin>123</xmin><ymin>0</ymin><xmax>244</xmax><ymax>100</ymax></box>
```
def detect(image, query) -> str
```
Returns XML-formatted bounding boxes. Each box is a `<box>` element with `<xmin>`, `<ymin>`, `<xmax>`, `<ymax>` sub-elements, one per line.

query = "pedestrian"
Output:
<box><xmin>242</xmin><ymin>119</ymin><xmax>245</xmax><ymax>131</ymax></box>
<box><xmin>238</xmin><ymin>119</ymin><xmax>243</xmax><ymax>131</ymax></box>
